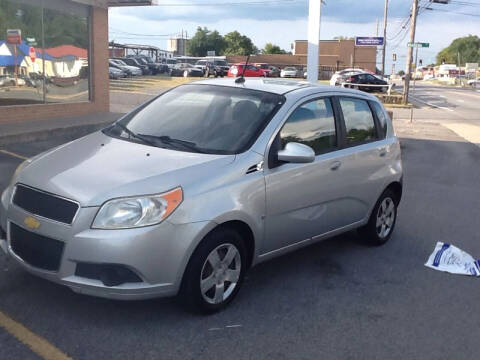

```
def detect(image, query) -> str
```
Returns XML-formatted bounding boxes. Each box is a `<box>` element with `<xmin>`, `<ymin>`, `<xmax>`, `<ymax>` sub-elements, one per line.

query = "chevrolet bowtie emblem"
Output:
<box><xmin>24</xmin><ymin>216</ymin><xmax>40</xmax><ymax>230</ymax></box>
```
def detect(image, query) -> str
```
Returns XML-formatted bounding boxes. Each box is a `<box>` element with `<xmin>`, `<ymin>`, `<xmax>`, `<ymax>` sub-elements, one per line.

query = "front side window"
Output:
<box><xmin>339</xmin><ymin>97</ymin><xmax>377</xmax><ymax>145</ymax></box>
<box><xmin>280</xmin><ymin>98</ymin><xmax>337</xmax><ymax>155</ymax></box>
<box><xmin>104</xmin><ymin>84</ymin><xmax>285</xmax><ymax>155</ymax></box>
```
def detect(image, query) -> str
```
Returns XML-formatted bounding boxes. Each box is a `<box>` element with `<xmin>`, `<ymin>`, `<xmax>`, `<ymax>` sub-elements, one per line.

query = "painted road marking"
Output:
<box><xmin>409</xmin><ymin>95</ymin><xmax>454</xmax><ymax>112</ymax></box>
<box><xmin>0</xmin><ymin>311</ymin><xmax>73</xmax><ymax>360</ymax></box>
<box><xmin>0</xmin><ymin>149</ymin><xmax>28</xmax><ymax>160</ymax></box>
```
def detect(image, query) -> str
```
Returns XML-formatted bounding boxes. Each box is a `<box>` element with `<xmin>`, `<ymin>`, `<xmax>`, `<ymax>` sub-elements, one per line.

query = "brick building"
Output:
<box><xmin>0</xmin><ymin>0</ymin><xmax>153</xmax><ymax>123</ymax></box>
<box><xmin>227</xmin><ymin>39</ymin><xmax>378</xmax><ymax>78</ymax></box>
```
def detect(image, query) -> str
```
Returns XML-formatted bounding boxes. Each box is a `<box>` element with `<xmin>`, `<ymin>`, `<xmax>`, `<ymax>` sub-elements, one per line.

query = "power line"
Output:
<box><xmin>154</xmin><ymin>0</ymin><xmax>304</xmax><ymax>6</ymax></box>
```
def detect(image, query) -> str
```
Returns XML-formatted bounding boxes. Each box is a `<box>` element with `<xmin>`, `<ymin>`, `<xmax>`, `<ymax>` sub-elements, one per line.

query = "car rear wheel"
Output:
<box><xmin>179</xmin><ymin>227</ymin><xmax>246</xmax><ymax>313</ymax></box>
<box><xmin>183</xmin><ymin>70</ymin><xmax>189</xmax><ymax>78</ymax></box>
<box><xmin>358</xmin><ymin>189</ymin><xmax>398</xmax><ymax>246</ymax></box>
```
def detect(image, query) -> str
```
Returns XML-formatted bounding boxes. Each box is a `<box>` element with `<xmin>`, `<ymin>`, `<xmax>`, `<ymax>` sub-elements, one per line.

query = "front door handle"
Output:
<box><xmin>330</xmin><ymin>161</ymin><xmax>341</xmax><ymax>171</ymax></box>
<box><xmin>379</xmin><ymin>148</ymin><xmax>387</xmax><ymax>157</ymax></box>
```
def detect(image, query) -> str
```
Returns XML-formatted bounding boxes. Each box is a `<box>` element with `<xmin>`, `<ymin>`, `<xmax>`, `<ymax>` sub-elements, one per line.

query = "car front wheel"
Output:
<box><xmin>359</xmin><ymin>189</ymin><xmax>398</xmax><ymax>246</ymax></box>
<box><xmin>179</xmin><ymin>227</ymin><xmax>246</xmax><ymax>313</ymax></box>
<box><xmin>183</xmin><ymin>70</ymin><xmax>189</xmax><ymax>78</ymax></box>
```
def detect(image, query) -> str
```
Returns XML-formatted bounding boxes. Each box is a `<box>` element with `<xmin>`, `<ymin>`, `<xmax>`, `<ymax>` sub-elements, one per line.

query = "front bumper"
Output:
<box><xmin>0</xmin><ymin>186</ymin><xmax>209</xmax><ymax>300</ymax></box>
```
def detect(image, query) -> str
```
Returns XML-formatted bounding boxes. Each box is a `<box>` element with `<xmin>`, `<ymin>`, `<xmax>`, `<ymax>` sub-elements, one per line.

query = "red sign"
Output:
<box><xmin>29</xmin><ymin>47</ymin><xmax>36</xmax><ymax>62</ymax></box>
<box><xmin>6</xmin><ymin>29</ymin><xmax>22</xmax><ymax>45</ymax></box>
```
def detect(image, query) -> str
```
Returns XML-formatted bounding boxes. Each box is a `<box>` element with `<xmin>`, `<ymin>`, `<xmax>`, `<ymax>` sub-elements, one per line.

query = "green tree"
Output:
<box><xmin>223</xmin><ymin>31</ymin><xmax>258</xmax><ymax>56</ymax></box>
<box><xmin>436</xmin><ymin>35</ymin><xmax>480</xmax><ymax>65</ymax></box>
<box><xmin>187</xmin><ymin>27</ymin><xmax>226</xmax><ymax>56</ymax></box>
<box><xmin>262</xmin><ymin>43</ymin><xmax>286</xmax><ymax>54</ymax></box>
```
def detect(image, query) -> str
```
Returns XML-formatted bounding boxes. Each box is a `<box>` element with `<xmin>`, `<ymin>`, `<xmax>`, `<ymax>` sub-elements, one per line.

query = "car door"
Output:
<box><xmin>263</xmin><ymin>96</ymin><xmax>347</xmax><ymax>254</ymax></box>
<box><xmin>246</xmin><ymin>65</ymin><xmax>260</xmax><ymax>77</ymax></box>
<box><xmin>328</xmin><ymin>96</ymin><xmax>390</xmax><ymax>229</ymax></box>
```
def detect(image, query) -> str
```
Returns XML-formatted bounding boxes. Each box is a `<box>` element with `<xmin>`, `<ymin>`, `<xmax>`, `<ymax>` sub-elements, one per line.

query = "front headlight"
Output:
<box><xmin>92</xmin><ymin>187</ymin><xmax>183</xmax><ymax>229</ymax></box>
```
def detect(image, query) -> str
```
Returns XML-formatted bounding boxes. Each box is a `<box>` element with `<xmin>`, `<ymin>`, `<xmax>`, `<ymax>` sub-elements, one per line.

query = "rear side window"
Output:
<box><xmin>280</xmin><ymin>98</ymin><xmax>337</xmax><ymax>155</ymax></box>
<box><xmin>339</xmin><ymin>97</ymin><xmax>377</xmax><ymax>145</ymax></box>
<box><xmin>372</xmin><ymin>102</ymin><xmax>388</xmax><ymax>138</ymax></box>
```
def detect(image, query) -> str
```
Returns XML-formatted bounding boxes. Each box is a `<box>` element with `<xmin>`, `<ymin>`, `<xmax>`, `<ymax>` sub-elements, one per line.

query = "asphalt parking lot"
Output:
<box><xmin>1</xmin><ymin>117</ymin><xmax>480</xmax><ymax>360</ymax></box>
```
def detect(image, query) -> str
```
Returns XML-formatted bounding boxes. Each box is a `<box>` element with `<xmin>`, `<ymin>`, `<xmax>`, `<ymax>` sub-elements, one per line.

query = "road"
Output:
<box><xmin>404</xmin><ymin>82</ymin><xmax>480</xmax><ymax>122</ymax></box>
<box><xmin>1</xmin><ymin>84</ymin><xmax>480</xmax><ymax>360</ymax></box>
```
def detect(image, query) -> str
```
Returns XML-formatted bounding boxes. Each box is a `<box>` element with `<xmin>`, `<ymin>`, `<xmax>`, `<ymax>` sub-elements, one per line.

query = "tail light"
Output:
<box><xmin>347</xmin><ymin>77</ymin><xmax>355</xmax><ymax>82</ymax></box>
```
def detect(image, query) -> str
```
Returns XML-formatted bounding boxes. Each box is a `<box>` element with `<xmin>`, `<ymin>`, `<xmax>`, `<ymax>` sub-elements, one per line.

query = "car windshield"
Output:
<box><xmin>104</xmin><ymin>84</ymin><xmax>285</xmax><ymax>155</ymax></box>
<box><xmin>215</xmin><ymin>60</ymin><xmax>228</xmax><ymax>66</ymax></box>
<box><xmin>284</xmin><ymin>67</ymin><xmax>296</xmax><ymax>71</ymax></box>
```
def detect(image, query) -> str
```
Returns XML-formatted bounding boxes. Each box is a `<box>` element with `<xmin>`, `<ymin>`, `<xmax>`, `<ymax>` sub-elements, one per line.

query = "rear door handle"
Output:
<box><xmin>379</xmin><ymin>148</ymin><xmax>387</xmax><ymax>157</ymax></box>
<box><xmin>330</xmin><ymin>161</ymin><xmax>341</xmax><ymax>171</ymax></box>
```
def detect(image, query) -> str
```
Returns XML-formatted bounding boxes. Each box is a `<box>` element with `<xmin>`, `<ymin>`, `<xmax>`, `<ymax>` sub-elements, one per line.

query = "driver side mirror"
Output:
<box><xmin>277</xmin><ymin>142</ymin><xmax>315</xmax><ymax>164</ymax></box>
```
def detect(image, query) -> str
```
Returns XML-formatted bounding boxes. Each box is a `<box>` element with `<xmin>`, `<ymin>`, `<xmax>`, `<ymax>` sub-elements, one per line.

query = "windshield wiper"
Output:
<box><xmin>137</xmin><ymin>134</ymin><xmax>207</xmax><ymax>153</ymax></box>
<box><xmin>113</xmin><ymin>123</ymin><xmax>158</xmax><ymax>147</ymax></box>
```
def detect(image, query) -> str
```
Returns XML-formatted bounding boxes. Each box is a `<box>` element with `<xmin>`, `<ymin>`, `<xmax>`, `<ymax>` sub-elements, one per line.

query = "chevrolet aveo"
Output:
<box><xmin>0</xmin><ymin>79</ymin><xmax>402</xmax><ymax>313</ymax></box>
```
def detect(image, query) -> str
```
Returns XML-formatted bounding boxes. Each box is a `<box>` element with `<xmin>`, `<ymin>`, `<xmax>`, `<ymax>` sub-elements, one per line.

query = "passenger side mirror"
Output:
<box><xmin>277</xmin><ymin>142</ymin><xmax>315</xmax><ymax>164</ymax></box>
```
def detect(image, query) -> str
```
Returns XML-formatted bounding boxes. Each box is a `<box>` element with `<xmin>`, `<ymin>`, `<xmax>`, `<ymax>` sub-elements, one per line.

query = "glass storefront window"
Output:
<box><xmin>0</xmin><ymin>0</ymin><xmax>90</xmax><ymax>107</ymax></box>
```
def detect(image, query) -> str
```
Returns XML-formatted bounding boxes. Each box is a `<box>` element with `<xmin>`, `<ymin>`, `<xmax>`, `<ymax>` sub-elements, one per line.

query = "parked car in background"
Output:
<box><xmin>343</xmin><ymin>73</ymin><xmax>388</xmax><ymax>92</ymax></box>
<box><xmin>129</xmin><ymin>55</ymin><xmax>164</xmax><ymax>75</ymax></box>
<box><xmin>268</xmin><ymin>66</ymin><xmax>281</xmax><ymax>78</ymax></box>
<box><xmin>165</xmin><ymin>58</ymin><xmax>177</xmax><ymax>72</ymax></box>
<box><xmin>330</xmin><ymin>69</ymin><xmax>365</xmax><ymax>86</ymax></box>
<box><xmin>115</xmin><ymin>57</ymin><xmax>150</xmax><ymax>75</ymax></box>
<box><xmin>195</xmin><ymin>60</ymin><xmax>226</xmax><ymax>77</ymax></box>
<box><xmin>0</xmin><ymin>78</ymin><xmax>402</xmax><ymax>313</ymax></box>
<box><xmin>280</xmin><ymin>67</ymin><xmax>299</xmax><ymax>78</ymax></box>
<box><xmin>227</xmin><ymin>64</ymin><xmax>265</xmax><ymax>77</ymax></box>
<box><xmin>109</xmin><ymin>67</ymin><xmax>126</xmax><ymax>80</ymax></box>
<box><xmin>170</xmin><ymin>63</ymin><xmax>204</xmax><ymax>77</ymax></box>
<box><xmin>254</xmin><ymin>63</ymin><xmax>272</xmax><ymax>77</ymax></box>
<box><xmin>109</xmin><ymin>59</ymin><xmax>142</xmax><ymax>76</ymax></box>
<box><xmin>467</xmin><ymin>77</ymin><xmax>480</xmax><ymax>87</ymax></box>
<box><xmin>210</xmin><ymin>59</ymin><xmax>230</xmax><ymax>74</ymax></box>
<box><xmin>0</xmin><ymin>75</ymin><xmax>25</xmax><ymax>86</ymax></box>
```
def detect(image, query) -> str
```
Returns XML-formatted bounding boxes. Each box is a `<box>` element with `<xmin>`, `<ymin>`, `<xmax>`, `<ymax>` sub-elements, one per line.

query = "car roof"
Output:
<box><xmin>191</xmin><ymin>78</ymin><xmax>381</xmax><ymax>100</ymax></box>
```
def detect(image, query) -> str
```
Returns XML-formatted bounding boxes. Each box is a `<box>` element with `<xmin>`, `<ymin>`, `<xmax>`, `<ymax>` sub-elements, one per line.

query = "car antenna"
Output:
<box><xmin>235</xmin><ymin>55</ymin><xmax>250</xmax><ymax>84</ymax></box>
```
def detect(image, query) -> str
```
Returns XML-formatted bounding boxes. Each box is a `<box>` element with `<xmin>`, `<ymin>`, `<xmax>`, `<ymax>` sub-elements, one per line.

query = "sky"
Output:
<box><xmin>109</xmin><ymin>0</ymin><xmax>480</xmax><ymax>74</ymax></box>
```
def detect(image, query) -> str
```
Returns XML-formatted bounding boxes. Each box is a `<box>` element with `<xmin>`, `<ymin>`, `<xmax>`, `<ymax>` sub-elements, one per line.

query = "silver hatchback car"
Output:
<box><xmin>0</xmin><ymin>79</ymin><xmax>402</xmax><ymax>312</ymax></box>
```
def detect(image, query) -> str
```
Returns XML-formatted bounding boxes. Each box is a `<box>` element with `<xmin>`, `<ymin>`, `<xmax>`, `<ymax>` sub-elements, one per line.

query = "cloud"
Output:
<box><xmin>109</xmin><ymin>2</ymin><xmax>480</xmax><ymax>74</ymax></box>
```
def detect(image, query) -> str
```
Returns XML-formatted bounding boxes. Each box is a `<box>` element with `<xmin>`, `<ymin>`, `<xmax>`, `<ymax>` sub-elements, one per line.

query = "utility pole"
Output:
<box><xmin>381</xmin><ymin>0</ymin><xmax>389</xmax><ymax>76</ymax></box>
<box><xmin>403</xmin><ymin>0</ymin><xmax>419</xmax><ymax>104</ymax></box>
<box><xmin>307</xmin><ymin>0</ymin><xmax>322</xmax><ymax>83</ymax></box>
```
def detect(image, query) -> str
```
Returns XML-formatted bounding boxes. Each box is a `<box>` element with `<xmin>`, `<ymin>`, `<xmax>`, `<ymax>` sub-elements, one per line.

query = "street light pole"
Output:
<box><xmin>381</xmin><ymin>0</ymin><xmax>389</xmax><ymax>76</ymax></box>
<box><xmin>403</xmin><ymin>0</ymin><xmax>419</xmax><ymax>104</ymax></box>
<box><xmin>307</xmin><ymin>0</ymin><xmax>322</xmax><ymax>84</ymax></box>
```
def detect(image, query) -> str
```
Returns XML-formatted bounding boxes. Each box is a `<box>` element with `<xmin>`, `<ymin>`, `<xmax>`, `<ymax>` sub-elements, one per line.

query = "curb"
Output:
<box><xmin>0</xmin><ymin>121</ymin><xmax>120</xmax><ymax>147</ymax></box>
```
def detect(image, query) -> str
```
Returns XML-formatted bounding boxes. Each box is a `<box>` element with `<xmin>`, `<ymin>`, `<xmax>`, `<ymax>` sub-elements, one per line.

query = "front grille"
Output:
<box><xmin>10</xmin><ymin>223</ymin><xmax>64</xmax><ymax>272</ymax></box>
<box><xmin>13</xmin><ymin>185</ymin><xmax>79</xmax><ymax>225</ymax></box>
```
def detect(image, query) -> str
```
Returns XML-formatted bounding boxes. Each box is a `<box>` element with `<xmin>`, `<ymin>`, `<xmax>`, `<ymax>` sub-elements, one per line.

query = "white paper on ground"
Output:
<box><xmin>425</xmin><ymin>242</ymin><xmax>480</xmax><ymax>276</ymax></box>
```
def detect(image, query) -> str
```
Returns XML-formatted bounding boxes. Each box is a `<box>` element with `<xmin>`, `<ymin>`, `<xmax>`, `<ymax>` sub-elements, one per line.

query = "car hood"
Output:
<box><xmin>17</xmin><ymin>132</ymin><xmax>235</xmax><ymax>207</ymax></box>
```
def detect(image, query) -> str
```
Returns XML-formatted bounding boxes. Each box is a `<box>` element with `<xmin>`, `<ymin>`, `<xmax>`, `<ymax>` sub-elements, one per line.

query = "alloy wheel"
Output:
<box><xmin>200</xmin><ymin>243</ymin><xmax>241</xmax><ymax>305</ymax></box>
<box><xmin>376</xmin><ymin>197</ymin><xmax>395</xmax><ymax>239</ymax></box>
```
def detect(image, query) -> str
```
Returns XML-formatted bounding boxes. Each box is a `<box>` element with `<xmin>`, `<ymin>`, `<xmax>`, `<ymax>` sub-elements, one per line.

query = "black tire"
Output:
<box><xmin>358</xmin><ymin>189</ymin><xmax>398</xmax><ymax>246</ymax></box>
<box><xmin>179</xmin><ymin>227</ymin><xmax>247</xmax><ymax>314</ymax></box>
